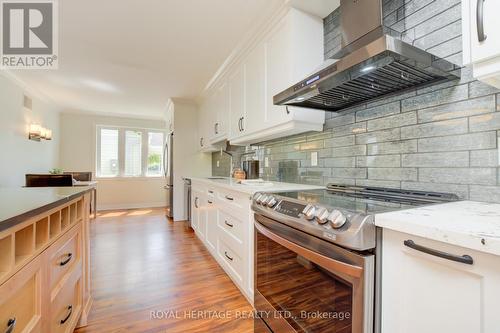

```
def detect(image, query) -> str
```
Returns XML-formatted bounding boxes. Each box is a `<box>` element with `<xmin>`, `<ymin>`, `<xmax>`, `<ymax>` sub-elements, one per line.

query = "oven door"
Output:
<box><xmin>254</xmin><ymin>214</ymin><xmax>374</xmax><ymax>333</ymax></box>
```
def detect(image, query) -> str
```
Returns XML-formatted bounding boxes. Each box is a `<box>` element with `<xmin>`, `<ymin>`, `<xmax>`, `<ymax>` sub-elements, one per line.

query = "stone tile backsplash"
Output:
<box><xmin>212</xmin><ymin>0</ymin><xmax>500</xmax><ymax>202</ymax></box>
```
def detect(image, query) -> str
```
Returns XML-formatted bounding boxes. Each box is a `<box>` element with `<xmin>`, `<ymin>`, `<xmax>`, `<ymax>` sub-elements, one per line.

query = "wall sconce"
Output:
<box><xmin>29</xmin><ymin>124</ymin><xmax>52</xmax><ymax>141</ymax></box>
<box><xmin>29</xmin><ymin>124</ymin><xmax>41</xmax><ymax>141</ymax></box>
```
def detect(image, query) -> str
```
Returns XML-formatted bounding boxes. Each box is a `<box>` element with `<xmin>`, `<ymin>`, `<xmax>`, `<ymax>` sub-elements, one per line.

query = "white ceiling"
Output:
<box><xmin>12</xmin><ymin>0</ymin><xmax>283</xmax><ymax>119</ymax></box>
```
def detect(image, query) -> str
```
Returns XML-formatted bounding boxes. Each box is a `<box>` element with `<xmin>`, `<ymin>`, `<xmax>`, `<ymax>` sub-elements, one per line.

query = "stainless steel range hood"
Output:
<box><xmin>274</xmin><ymin>0</ymin><xmax>460</xmax><ymax>111</ymax></box>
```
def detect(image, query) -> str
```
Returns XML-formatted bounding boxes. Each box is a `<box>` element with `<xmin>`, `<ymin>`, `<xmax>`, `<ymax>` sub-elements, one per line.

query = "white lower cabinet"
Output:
<box><xmin>381</xmin><ymin>229</ymin><xmax>500</xmax><ymax>333</ymax></box>
<box><xmin>191</xmin><ymin>181</ymin><xmax>254</xmax><ymax>303</ymax></box>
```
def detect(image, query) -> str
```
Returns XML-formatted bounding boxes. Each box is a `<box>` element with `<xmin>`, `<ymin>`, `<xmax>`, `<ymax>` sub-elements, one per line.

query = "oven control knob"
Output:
<box><xmin>267</xmin><ymin>196</ymin><xmax>278</xmax><ymax>208</ymax></box>
<box><xmin>303</xmin><ymin>205</ymin><xmax>316</xmax><ymax>220</ymax></box>
<box><xmin>254</xmin><ymin>194</ymin><xmax>263</xmax><ymax>204</ymax></box>
<box><xmin>328</xmin><ymin>210</ymin><xmax>347</xmax><ymax>229</ymax></box>
<box><xmin>315</xmin><ymin>207</ymin><xmax>330</xmax><ymax>224</ymax></box>
<box><xmin>259</xmin><ymin>195</ymin><xmax>269</xmax><ymax>205</ymax></box>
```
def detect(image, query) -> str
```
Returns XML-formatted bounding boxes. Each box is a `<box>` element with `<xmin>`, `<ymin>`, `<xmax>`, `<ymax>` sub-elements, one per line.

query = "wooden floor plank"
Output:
<box><xmin>74</xmin><ymin>208</ymin><xmax>253</xmax><ymax>333</ymax></box>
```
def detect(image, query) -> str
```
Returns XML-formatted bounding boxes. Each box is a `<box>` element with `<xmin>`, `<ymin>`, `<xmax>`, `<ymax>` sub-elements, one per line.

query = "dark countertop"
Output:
<box><xmin>0</xmin><ymin>187</ymin><xmax>92</xmax><ymax>232</ymax></box>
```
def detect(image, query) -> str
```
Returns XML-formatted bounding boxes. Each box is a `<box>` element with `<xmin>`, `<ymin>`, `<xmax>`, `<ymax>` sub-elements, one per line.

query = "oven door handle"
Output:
<box><xmin>255</xmin><ymin>221</ymin><xmax>363</xmax><ymax>279</ymax></box>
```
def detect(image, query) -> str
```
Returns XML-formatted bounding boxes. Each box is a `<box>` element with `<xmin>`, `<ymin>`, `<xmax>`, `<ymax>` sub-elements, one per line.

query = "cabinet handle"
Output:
<box><xmin>194</xmin><ymin>197</ymin><xmax>199</xmax><ymax>208</ymax></box>
<box><xmin>240</xmin><ymin>117</ymin><xmax>244</xmax><ymax>131</ymax></box>
<box><xmin>5</xmin><ymin>318</ymin><xmax>16</xmax><ymax>333</ymax></box>
<box><xmin>59</xmin><ymin>253</ymin><xmax>73</xmax><ymax>266</ymax></box>
<box><xmin>224</xmin><ymin>220</ymin><xmax>234</xmax><ymax>228</ymax></box>
<box><xmin>477</xmin><ymin>0</ymin><xmax>487</xmax><ymax>42</ymax></box>
<box><xmin>214</xmin><ymin>123</ymin><xmax>219</xmax><ymax>135</ymax></box>
<box><xmin>224</xmin><ymin>251</ymin><xmax>234</xmax><ymax>261</ymax></box>
<box><xmin>238</xmin><ymin>118</ymin><xmax>241</xmax><ymax>132</ymax></box>
<box><xmin>60</xmin><ymin>305</ymin><xmax>73</xmax><ymax>325</ymax></box>
<box><xmin>208</xmin><ymin>190</ymin><xmax>214</xmax><ymax>194</ymax></box>
<box><xmin>200</xmin><ymin>137</ymin><xmax>204</xmax><ymax>147</ymax></box>
<box><xmin>403</xmin><ymin>240</ymin><xmax>474</xmax><ymax>265</ymax></box>
<box><xmin>225</xmin><ymin>195</ymin><xmax>234</xmax><ymax>201</ymax></box>
<box><xmin>208</xmin><ymin>200</ymin><xmax>213</xmax><ymax>204</ymax></box>
<box><xmin>285</xmin><ymin>106</ymin><xmax>290</xmax><ymax>114</ymax></box>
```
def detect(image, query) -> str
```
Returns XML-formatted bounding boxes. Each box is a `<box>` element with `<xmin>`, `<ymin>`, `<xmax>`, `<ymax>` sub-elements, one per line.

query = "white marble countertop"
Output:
<box><xmin>189</xmin><ymin>177</ymin><xmax>324</xmax><ymax>195</ymax></box>
<box><xmin>376</xmin><ymin>201</ymin><xmax>500</xmax><ymax>256</ymax></box>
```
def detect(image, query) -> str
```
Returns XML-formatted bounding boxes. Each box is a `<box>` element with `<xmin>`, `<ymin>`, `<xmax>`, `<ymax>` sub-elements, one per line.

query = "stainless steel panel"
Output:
<box><xmin>340</xmin><ymin>0</ymin><xmax>382</xmax><ymax>48</ymax></box>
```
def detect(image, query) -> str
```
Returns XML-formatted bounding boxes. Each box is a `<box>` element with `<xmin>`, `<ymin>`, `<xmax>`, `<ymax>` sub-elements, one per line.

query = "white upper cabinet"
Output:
<box><xmin>209</xmin><ymin>81</ymin><xmax>230</xmax><ymax>144</ymax></box>
<box><xmin>229</xmin><ymin>65</ymin><xmax>246</xmax><ymax>139</ymax></box>
<box><xmin>197</xmin><ymin>99</ymin><xmax>217</xmax><ymax>152</ymax></box>
<box><xmin>463</xmin><ymin>0</ymin><xmax>500</xmax><ymax>87</ymax></box>
<box><xmin>242</xmin><ymin>42</ymin><xmax>267</xmax><ymax>136</ymax></box>
<box><xmin>230</xmin><ymin>8</ymin><xmax>325</xmax><ymax>145</ymax></box>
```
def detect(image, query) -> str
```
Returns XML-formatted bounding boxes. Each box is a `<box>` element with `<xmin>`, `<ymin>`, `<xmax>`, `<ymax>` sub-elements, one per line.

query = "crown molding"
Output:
<box><xmin>200</xmin><ymin>1</ymin><xmax>292</xmax><ymax>99</ymax></box>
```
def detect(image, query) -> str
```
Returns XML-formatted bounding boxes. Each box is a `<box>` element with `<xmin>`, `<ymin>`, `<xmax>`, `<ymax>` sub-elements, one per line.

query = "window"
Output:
<box><xmin>147</xmin><ymin>132</ymin><xmax>164</xmax><ymax>176</ymax></box>
<box><xmin>99</xmin><ymin>129</ymin><xmax>119</xmax><ymax>177</ymax></box>
<box><xmin>125</xmin><ymin>130</ymin><xmax>142</xmax><ymax>176</ymax></box>
<box><xmin>96</xmin><ymin>126</ymin><xmax>165</xmax><ymax>178</ymax></box>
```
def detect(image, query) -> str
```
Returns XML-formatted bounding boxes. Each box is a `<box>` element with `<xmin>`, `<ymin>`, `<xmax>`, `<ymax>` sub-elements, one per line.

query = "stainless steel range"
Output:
<box><xmin>252</xmin><ymin>184</ymin><xmax>458</xmax><ymax>333</ymax></box>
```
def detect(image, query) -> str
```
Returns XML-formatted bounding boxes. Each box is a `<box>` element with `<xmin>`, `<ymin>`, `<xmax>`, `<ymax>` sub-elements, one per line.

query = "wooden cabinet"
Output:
<box><xmin>381</xmin><ymin>229</ymin><xmax>500</xmax><ymax>333</ymax></box>
<box><xmin>0</xmin><ymin>255</ymin><xmax>43</xmax><ymax>333</ymax></box>
<box><xmin>0</xmin><ymin>194</ymin><xmax>91</xmax><ymax>333</ymax></box>
<box><xmin>463</xmin><ymin>0</ymin><xmax>500</xmax><ymax>87</ymax></box>
<box><xmin>191</xmin><ymin>180</ymin><xmax>254</xmax><ymax>303</ymax></box>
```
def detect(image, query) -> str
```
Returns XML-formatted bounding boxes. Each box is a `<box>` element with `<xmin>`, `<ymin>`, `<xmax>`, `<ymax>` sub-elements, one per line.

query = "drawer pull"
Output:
<box><xmin>60</xmin><ymin>305</ymin><xmax>73</xmax><ymax>325</ymax></box>
<box><xmin>208</xmin><ymin>200</ymin><xmax>213</xmax><ymax>204</ymax></box>
<box><xmin>404</xmin><ymin>240</ymin><xmax>474</xmax><ymax>265</ymax></box>
<box><xmin>224</xmin><ymin>220</ymin><xmax>234</xmax><ymax>228</ymax></box>
<box><xmin>59</xmin><ymin>253</ymin><xmax>73</xmax><ymax>266</ymax></box>
<box><xmin>5</xmin><ymin>318</ymin><xmax>16</xmax><ymax>333</ymax></box>
<box><xmin>225</xmin><ymin>195</ymin><xmax>234</xmax><ymax>201</ymax></box>
<box><xmin>208</xmin><ymin>190</ymin><xmax>214</xmax><ymax>194</ymax></box>
<box><xmin>224</xmin><ymin>251</ymin><xmax>234</xmax><ymax>261</ymax></box>
<box><xmin>477</xmin><ymin>0</ymin><xmax>487</xmax><ymax>42</ymax></box>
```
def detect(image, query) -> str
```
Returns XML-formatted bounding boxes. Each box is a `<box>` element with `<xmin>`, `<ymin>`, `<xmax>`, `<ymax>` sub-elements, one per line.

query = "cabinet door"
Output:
<box><xmin>244</xmin><ymin>42</ymin><xmax>266</xmax><ymax>134</ymax></box>
<box><xmin>229</xmin><ymin>66</ymin><xmax>245</xmax><ymax>139</ymax></box>
<box><xmin>0</xmin><ymin>255</ymin><xmax>43</xmax><ymax>333</ymax></box>
<box><xmin>265</xmin><ymin>18</ymin><xmax>293</xmax><ymax>127</ymax></box>
<box><xmin>191</xmin><ymin>188</ymin><xmax>203</xmax><ymax>231</ymax></box>
<box><xmin>468</xmin><ymin>0</ymin><xmax>500</xmax><ymax>63</ymax></box>
<box><xmin>205</xmin><ymin>201</ymin><xmax>217</xmax><ymax>252</ymax></box>
<box><xmin>212</xmin><ymin>82</ymin><xmax>229</xmax><ymax>141</ymax></box>
<box><xmin>382</xmin><ymin>229</ymin><xmax>500</xmax><ymax>333</ymax></box>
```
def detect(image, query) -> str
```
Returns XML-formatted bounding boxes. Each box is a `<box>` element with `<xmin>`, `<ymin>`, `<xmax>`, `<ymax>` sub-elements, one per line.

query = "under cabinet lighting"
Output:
<box><xmin>45</xmin><ymin>129</ymin><xmax>52</xmax><ymax>140</ymax></box>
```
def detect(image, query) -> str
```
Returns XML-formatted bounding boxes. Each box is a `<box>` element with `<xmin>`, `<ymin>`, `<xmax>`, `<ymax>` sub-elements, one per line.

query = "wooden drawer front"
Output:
<box><xmin>50</xmin><ymin>266</ymin><xmax>82</xmax><ymax>333</ymax></box>
<box><xmin>218</xmin><ymin>234</ymin><xmax>244</xmax><ymax>283</ymax></box>
<box><xmin>0</xmin><ymin>256</ymin><xmax>42</xmax><ymax>333</ymax></box>
<box><xmin>218</xmin><ymin>210</ymin><xmax>245</xmax><ymax>244</ymax></box>
<box><xmin>216</xmin><ymin>190</ymin><xmax>249</xmax><ymax>213</ymax></box>
<box><xmin>49</xmin><ymin>226</ymin><xmax>81</xmax><ymax>291</ymax></box>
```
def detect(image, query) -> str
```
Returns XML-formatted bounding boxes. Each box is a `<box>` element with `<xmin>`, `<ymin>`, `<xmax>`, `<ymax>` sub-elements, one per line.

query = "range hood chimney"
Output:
<box><xmin>274</xmin><ymin>0</ymin><xmax>460</xmax><ymax>111</ymax></box>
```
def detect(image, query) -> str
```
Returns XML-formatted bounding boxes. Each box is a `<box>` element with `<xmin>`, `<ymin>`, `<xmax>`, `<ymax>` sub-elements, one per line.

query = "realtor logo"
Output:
<box><xmin>1</xmin><ymin>0</ymin><xmax>58</xmax><ymax>69</ymax></box>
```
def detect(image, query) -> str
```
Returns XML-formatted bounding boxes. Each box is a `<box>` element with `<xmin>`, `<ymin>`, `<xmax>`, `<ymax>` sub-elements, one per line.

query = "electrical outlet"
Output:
<box><xmin>311</xmin><ymin>152</ymin><xmax>318</xmax><ymax>167</ymax></box>
<box><xmin>216</xmin><ymin>160</ymin><xmax>220</xmax><ymax>167</ymax></box>
<box><xmin>265</xmin><ymin>157</ymin><xmax>269</xmax><ymax>167</ymax></box>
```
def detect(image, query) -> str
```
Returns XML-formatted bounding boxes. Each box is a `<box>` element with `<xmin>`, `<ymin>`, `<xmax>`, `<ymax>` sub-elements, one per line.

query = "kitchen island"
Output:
<box><xmin>0</xmin><ymin>187</ymin><xmax>93</xmax><ymax>333</ymax></box>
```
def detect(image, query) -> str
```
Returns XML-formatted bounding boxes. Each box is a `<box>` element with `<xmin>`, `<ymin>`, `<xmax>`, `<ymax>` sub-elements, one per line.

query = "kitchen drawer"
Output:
<box><xmin>216</xmin><ymin>189</ymin><xmax>249</xmax><ymax>213</ymax></box>
<box><xmin>50</xmin><ymin>265</ymin><xmax>82</xmax><ymax>333</ymax></box>
<box><xmin>218</xmin><ymin>232</ymin><xmax>245</xmax><ymax>283</ymax></box>
<box><xmin>218</xmin><ymin>209</ymin><xmax>245</xmax><ymax>244</ymax></box>
<box><xmin>0</xmin><ymin>255</ymin><xmax>42</xmax><ymax>333</ymax></box>
<box><xmin>48</xmin><ymin>224</ymin><xmax>81</xmax><ymax>291</ymax></box>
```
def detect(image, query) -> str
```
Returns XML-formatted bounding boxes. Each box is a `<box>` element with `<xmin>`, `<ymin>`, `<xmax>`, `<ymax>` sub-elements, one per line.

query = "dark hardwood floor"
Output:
<box><xmin>75</xmin><ymin>208</ymin><xmax>253</xmax><ymax>333</ymax></box>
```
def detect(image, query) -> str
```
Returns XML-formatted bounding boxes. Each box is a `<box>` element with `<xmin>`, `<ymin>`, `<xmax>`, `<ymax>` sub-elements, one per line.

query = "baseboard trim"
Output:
<box><xmin>98</xmin><ymin>202</ymin><xmax>166</xmax><ymax>211</ymax></box>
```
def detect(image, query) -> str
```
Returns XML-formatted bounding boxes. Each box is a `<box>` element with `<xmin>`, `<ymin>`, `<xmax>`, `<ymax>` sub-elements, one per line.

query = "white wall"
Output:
<box><xmin>0</xmin><ymin>73</ymin><xmax>61</xmax><ymax>187</ymax></box>
<box><xmin>168</xmin><ymin>99</ymin><xmax>212</xmax><ymax>221</ymax></box>
<box><xmin>59</xmin><ymin>112</ymin><xmax>166</xmax><ymax>210</ymax></box>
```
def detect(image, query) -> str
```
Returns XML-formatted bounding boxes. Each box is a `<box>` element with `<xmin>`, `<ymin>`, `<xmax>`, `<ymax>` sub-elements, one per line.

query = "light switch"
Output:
<box><xmin>311</xmin><ymin>152</ymin><xmax>318</xmax><ymax>166</ymax></box>
<box><xmin>265</xmin><ymin>157</ymin><xmax>269</xmax><ymax>167</ymax></box>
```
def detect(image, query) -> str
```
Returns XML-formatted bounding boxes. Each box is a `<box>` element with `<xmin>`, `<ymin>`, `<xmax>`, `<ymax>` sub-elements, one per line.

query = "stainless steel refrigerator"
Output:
<box><xmin>164</xmin><ymin>132</ymin><xmax>174</xmax><ymax>218</ymax></box>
